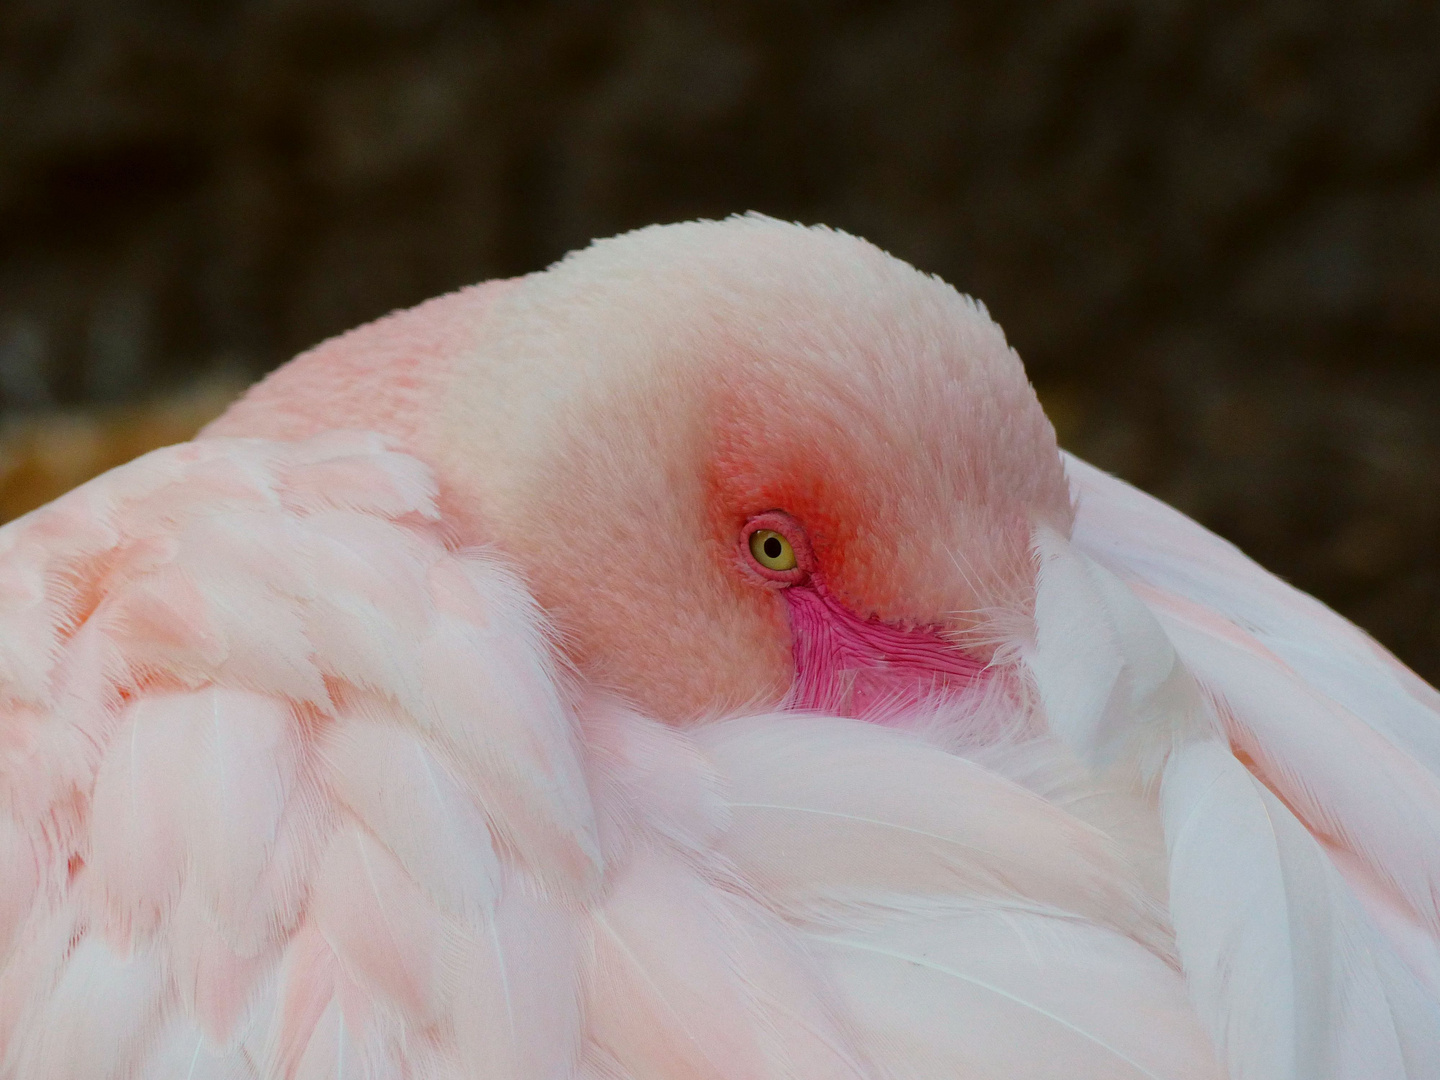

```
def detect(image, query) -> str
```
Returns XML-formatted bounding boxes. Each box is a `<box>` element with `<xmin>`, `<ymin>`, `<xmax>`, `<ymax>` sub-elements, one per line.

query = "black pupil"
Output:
<box><xmin>763</xmin><ymin>536</ymin><xmax>783</xmax><ymax>560</ymax></box>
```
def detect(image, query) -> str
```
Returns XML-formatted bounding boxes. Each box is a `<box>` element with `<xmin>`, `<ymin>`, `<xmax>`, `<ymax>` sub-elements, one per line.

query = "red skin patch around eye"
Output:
<box><xmin>707</xmin><ymin>427</ymin><xmax>869</xmax><ymax>592</ymax></box>
<box><xmin>709</xmin><ymin>383</ymin><xmax>988</xmax><ymax>718</ymax></box>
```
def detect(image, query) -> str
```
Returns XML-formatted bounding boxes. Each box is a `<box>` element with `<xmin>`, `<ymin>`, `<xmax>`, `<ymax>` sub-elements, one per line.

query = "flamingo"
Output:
<box><xmin>0</xmin><ymin>215</ymin><xmax>1436</xmax><ymax>1079</ymax></box>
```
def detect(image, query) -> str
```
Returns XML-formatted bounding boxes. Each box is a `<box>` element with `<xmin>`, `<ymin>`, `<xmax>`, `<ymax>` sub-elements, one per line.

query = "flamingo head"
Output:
<box><xmin>210</xmin><ymin>216</ymin><xmax>1073</xmax><ymax>724</ymax></box>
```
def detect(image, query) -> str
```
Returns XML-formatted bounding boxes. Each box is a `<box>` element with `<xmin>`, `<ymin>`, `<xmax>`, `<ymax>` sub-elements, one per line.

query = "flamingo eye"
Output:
<box><xmin>749</xmin><ymin>529</ymin><xmax>796</xmax><ymax>571</ymax></box>
<box><xmin>739</xmin><ymin>511</ymin><xmax>809</xmax><ymax>585</ymax></box>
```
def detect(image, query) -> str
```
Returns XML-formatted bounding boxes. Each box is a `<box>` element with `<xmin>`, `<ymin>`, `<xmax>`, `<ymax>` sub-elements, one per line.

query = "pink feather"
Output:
<box><xmin>85</xmin><ymin>697</ymin><xmax>192</xmax><ymax>947</ymax></box>
<box><xmin>0</xmin><ymin>814</ymin><xmax>38</xmax><ymax>970</ymax></box>
<box><xmin>448</xmin><ymin>881</ymin><xmax>583</xmax><ymax>1080</ymax></box>
<box><xmin>319</xmin><ymin>709</ymin><xmax>501</xmax><ymax>924</ymax></box>
<box><xmin>167</xmin><ymin>885</ymin><xmax>278</xmax><ymax>1049</ymax></box>
<box><xmin>308</xmin><ymin>827</ymin><xmax>447</xmax><ymax>1023</ymax></box>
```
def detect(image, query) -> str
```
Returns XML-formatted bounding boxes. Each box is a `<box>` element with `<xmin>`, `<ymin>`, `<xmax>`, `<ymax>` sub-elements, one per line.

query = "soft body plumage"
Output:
<box><xmin>0</xmin><ymin>217</ymin><xmax>1435</xmax><ymax>1079</ymax></box>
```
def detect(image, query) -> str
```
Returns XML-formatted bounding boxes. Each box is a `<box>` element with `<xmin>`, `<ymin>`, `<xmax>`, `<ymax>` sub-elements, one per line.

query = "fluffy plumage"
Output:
<box><xmin>0</xmin><ymin>216</ymin><xmax>1435</xmax><ymax>1078</ymax></box>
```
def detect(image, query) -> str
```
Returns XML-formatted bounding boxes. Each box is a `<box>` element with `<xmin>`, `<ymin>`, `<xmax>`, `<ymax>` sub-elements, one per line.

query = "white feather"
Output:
<box><xmin>1028</xmin><ymin>528</ymin><xmax>1212</xmax><ymax>781</ymax></box>
<box><xmin>697</xmin><ymin>713</ymin><xmax>1171</xmax><ymax>954</ymax></box>
<box><xmin>1161</xmin><ymin>739</ymin><xmax>1416</xmax><ymax>1080</ymax></box>
<box><xmin>579</xmin><ymin>696</ymin><xmax>727</xmax><ymax>866</ymax></box>
<box><xmin>300</xmin><ymin>511</ymin><xmax>437</xmax><ymax>705</ymax></box>
<box><xmin>813</xmin><ymin>906</ymin><xmax>1221</xmax><ymax>1080</ymax></box>
<box><xmin>954</xmin><ymin>737</ymin><xmax>1171</xmax><ymax>902</ymax></box>
<box><xmin>166</xmin><ymin>885</ymin><xmax>278</xmax><ymax>1050</ymax></box>
<box><xmin>1029</xmin><ymin>519</ymin><xmax>1440</xmax><ymax>1079</ymax></box>
<box><xmin>0</xmin><ymin>901</ymin><xmax>81</xmax><ymax>1068</ymax></box>
<box><xmin>1065</xmin><ymin>453</ymin><xmax>1440</xmax><ymax>774</ymax></box>
<box><xmin>1160</xmin><ymin>612</ymin><xmax>1440</xmax><ymax>938</ymax></box>
<box><xmin>141</xmin><ymin>1024</ymin><xmax>257</xmax><ymax>1080</ymax></box>
<box><xmin>585</xmin><ymin>852</ymin><xmax>873</xmax><ymax>1080</ymax></box>
<box><xmin>8</xmin><ymin>935</ymin><xmax>168</xmax><ymax>1080</ymax></box>
<box><xmin>278</xmin><ymin>437</ymin><xmax>440</xmax><ymax>521</ymax></box>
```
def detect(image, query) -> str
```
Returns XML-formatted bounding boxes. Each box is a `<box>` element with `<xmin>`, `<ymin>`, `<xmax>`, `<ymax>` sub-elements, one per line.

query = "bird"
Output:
<box><xmin>0</xmin><ymin>214</ymin><xmax>1437</xmax><ymax>1080</ymax></box>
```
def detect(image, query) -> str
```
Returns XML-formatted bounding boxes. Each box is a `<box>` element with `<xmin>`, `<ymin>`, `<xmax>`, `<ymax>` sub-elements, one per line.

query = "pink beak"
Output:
<box><xmin>782</xmin><ymin>576</ymin><xmax>987</xmax><ymax>718</ymax></box>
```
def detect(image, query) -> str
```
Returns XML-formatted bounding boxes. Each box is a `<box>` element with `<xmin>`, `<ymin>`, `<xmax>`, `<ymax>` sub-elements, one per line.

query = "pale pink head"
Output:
<box><xmin>208</xmin><ymin>215</ymin><xmax>1073</xmax><ymax>721</ymax></box>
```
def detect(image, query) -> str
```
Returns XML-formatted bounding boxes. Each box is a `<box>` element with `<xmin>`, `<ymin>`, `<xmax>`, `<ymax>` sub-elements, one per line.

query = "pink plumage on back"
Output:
<box><xmin>1</xmin><ymin>216</ymin><xmax>1436</xmax><ymax>1079</ymax></box>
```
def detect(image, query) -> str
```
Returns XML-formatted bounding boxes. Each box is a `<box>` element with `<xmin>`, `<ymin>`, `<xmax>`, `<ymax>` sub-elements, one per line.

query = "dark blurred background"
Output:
<box><xmin>0</xmin><ymin>0</ymin><xmax>1437</xmax><ymax>681</ymax></box>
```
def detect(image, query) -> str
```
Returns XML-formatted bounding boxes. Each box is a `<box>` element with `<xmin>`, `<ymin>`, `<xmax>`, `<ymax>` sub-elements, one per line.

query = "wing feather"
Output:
<box><xmin>1155</xmin><ymin>602</ymin><xmax>1440</xmax><ymax>939</ymax></box>
<box><xmin>308</xmin><ymin>826</ymin><xmax>448</xmax><ymax>1024</ymax></box>
<box><xmin>1065</xmin><ymin>453</ymin><xmax>1440</xmax><ymax>770</ymax></box>
<box><xmin>1161</xmin><ymin>739</ymin><xmax>1413</xmax><ymax>1080</ymax></box>
<box><xmin>7</xmin><ymin>935</ymin><xmax>168</xmax><ymax>1080</ymax></box>
<box><xmin>143</xmin><ymin>1025</ymin><xmax>257</xmax><ymax>1080</ymax></box>
<box><xmin>697</xmin><ymin>713</ymin><xmax>1171</xmax><ymax>955</ymax></box>
<box><xmin>448</xmin><ymin>881</ymin><xmax>584</xmax><ymax>1080</ymax></box>
<box><xmin>585</xmin><ymin>852</ymin><xmax>874</xmax><ymax>1080</ymax></box>
<box><xmin>14</xmin><ymin>432</ymin><xmax>1432</xmax><ymax>1080</ymax></box>
<box><xmin>1040</xmin><ymin>456</ymin><xmax>1440</xmax><ymax>1079</ymax></box>
<box><xmin>166</xmin><ymin>885</ymin><xmax>278</xmax><ymax>1051</ymax></box>
<box><xmin>318</xmin><ymin>709</ymin><xmax>502</xmax><ymax>925</ymax></box>
<box><xmin>813</xmin><ymin>906</ymin><xmax>1220</xmax><ymax>1080</ymax></box>
<box><xmin>0</xmin><ymin>435</ymin><xmax>596</xmax><ymax>1079</ymax></box>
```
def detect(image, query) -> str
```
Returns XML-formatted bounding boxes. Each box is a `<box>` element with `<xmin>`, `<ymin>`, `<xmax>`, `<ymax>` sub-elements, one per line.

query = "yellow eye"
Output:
<box><xmin>749</xmin><ymin>529</ymin><xmax>797</xmax><ymax>571</ymax></box>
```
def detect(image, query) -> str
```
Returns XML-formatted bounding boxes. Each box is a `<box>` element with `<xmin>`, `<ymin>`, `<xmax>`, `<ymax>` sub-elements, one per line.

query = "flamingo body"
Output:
<box><xmin>0</xmin><ymin>216</ymin><xmax>1436</xmax><ymax>1079</ymax></box>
